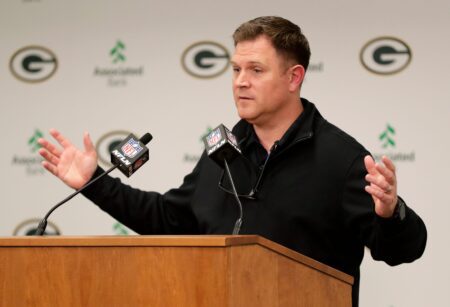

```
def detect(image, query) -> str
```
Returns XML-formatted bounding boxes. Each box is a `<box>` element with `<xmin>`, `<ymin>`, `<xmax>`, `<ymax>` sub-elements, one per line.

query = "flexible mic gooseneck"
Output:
<box><xmin>223</xmin><ymin>159</ymin><xmax>243</xmax><ymax>235</ymax></box>
<box><xmin>203</xmin><ymin>124</ymin><xmax>244</xmax><ymax>235</ymax></box>
<box><xmin>35</xmin><ymin>133</ymin><xmax>152</xmax><ymax>236</ymax></box>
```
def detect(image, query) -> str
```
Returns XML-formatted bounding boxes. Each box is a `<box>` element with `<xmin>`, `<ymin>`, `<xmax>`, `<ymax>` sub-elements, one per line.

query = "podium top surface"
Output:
<box><xmin>0</xmin><ymin>235</ymin><xmax>264</xmax><ymax>247</ymax></box>
<box><xmin>0</xmin><ymin>235</ymin><xmax>353</xmax><ymax>285</ymax></box>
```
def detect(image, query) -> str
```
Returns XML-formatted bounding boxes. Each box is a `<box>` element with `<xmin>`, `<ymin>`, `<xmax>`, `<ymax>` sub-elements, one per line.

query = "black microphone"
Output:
<box><xmin>203</xmin><ymin>124</ymin><xmax>241</xmax><ymax>168</ymax></box>
<box><xmin>203</xmin><ymin>124</ymin><xmax>243</xmax><ymax>235</ymax></box>
<box><xmin>35</xmin><ymin>132</ymin><xmax>153</xmax><ymax>236</ymax></box>
<box><xmin>111</xmin><ymin>133</ymin><xmax>152</xmax><ymax>177</ymax></box>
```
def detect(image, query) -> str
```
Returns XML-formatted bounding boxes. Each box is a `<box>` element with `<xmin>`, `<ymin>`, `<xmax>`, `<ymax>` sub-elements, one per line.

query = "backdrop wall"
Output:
<box><xmin>1</xmin><ymin>0</ymin><xmax>449</xmax><ymax>306</ymax></box>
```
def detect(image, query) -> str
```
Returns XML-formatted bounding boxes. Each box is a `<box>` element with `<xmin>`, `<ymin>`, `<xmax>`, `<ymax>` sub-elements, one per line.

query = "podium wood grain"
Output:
<box><xmin>0</xmin><ymin>235</ymin><xmax>353</xmax><ymax>307</ymax></box>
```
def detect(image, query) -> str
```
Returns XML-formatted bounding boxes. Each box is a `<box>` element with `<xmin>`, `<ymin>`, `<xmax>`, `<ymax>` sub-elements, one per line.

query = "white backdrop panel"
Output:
<box><xmin>1</xmin><ymin>0</ymin><xmax>448</xmax><ymax>306</ymax></box>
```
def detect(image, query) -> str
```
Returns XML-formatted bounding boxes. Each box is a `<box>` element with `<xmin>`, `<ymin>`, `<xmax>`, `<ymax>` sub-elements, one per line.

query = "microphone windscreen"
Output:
<box><xmin>140</xmin><ymin>133</ymin><xmax>153</xmax><ymax>145</ymax></box>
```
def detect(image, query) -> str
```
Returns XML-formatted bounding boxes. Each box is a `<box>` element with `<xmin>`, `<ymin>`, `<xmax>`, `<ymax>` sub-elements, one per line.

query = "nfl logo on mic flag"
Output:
<box><xmin>122</xmin><ymin>138</ymin><xmax>143</xmax><ymax>159</ymax></box>
<box><xmin>206</xmin><ymin>128</ymin><xmax>222</xmax><ymax>147</ymax></box>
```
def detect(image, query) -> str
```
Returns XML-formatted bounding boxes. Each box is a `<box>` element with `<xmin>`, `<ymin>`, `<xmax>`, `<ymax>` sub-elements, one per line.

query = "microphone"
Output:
<box><xmin>111</xmin><ymin>133</ymin><xmax>152</xmax><ymax>177</ymax></box>
<box><xmin>203</xmin><ymin>124</ymin><xmax>241</xmax><ymax>168</ymax></box>
<box><xmin>35</xmin><ymin>132</ymin><xmax>153</xmax><ymax>236</ymax></box>
<box><xmin>203</xmin><ymin>124</ymin><xmax>243</xmax><ymax>235</ymax></box>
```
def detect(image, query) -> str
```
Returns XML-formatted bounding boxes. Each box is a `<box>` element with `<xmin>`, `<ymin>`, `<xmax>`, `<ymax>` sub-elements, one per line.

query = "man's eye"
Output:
<box><xmin>232</xmin><ymin>67</ymin><xmax>240</xmax><ymax>72</ymax></box>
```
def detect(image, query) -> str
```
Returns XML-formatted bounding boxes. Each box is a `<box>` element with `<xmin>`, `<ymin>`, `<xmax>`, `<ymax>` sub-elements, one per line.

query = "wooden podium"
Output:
<box><xmin>0</xmin><ymin>235</ymin><xmax>353</xmax><ymax>306</ymax></box>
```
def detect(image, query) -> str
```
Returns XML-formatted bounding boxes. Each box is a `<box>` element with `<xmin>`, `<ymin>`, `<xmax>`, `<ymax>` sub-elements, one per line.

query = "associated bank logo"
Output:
<box><xmin>379</xmin><ymin>124</ymin><xmax>396</xmax><ymax>148</ymax></box>
<box><xmin>96</xmin><ymin>130</ymin><xmax>133</xmax><ymax>168</ymax></box>
<box><xmin>181</xmin><ymin>41</ymin><xmax>230</xmax><ymax>79</ymax></box>
<box><xmin>29</xmin><ymin>129</ymin><xmax>44</xmax><ymax>152</ymax></box>
<box><xmin>373</xmin><ymin>124</ymin><xmax>415</xmax><ymax>163</ymax></box>
<box><xmin>13</xmin><ymin>218</ymin><xmax>61</xmax><ymax>236</ymax></box>
<box><xmin>113</xmin><ymin>222</ymin><xmax>129</xmax><ymax>235</ymax></box>
<box><xmin>12</xmin><ymin>129</ymin><xmax>45</xmax><ymax>175</ymax></box>
<box><xmin>183</xmin><ymin>126</ymin><xmax>213</xmax><ymax>163</ymax></box>
<box><xmin>360</xmin><ymin>37</ymin><xmax>412</xmax><ymax>75</ymax></box>
<box><xmin>307</xmin><ymin>62</ymin><xmax>324</xmax><ymax>73</ymax></box>
<box><xmin>94</xmin><ymin>40</ymin><xmax>144</xmax><ymax>87</ymax></box>
<box><xmin>110</xmin><ymin>40</ymin><xmax>126</xmax><ymax>63</ymax></box>
<box><xmin>10</xmin><ymin>45</ymin><xmax>58</xmax><ymax>83</ymax></box>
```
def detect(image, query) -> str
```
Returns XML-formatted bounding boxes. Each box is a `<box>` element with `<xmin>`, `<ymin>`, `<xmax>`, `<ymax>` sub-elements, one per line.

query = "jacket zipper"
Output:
<box><xmin>251</xmin><ymin>134</ymin><xmax>312</xmax><ymax>195</ymax></box>
<box><xmin>269</xmin><ymin>132</ymin><xmax>313</xmax><ymax>163</ymax></box>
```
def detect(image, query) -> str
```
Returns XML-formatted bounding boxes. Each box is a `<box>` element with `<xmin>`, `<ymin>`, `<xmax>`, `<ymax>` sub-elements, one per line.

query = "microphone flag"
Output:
<box><xmin>111</xmin><ymin>134</ymin><xmax>150</xmax><ymax>177</ymax></box>
<box><xmin>202</xmin><ymin>124</ymin><xmax>241</xmax><ymax>167</ymax></box>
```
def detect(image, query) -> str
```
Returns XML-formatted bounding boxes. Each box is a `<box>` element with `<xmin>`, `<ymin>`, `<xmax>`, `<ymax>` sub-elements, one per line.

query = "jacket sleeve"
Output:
<box><xmin>341</xmin><ymin>153</ymin><xmax>427</xmax><ymax>265</ymax></box>
<box><xmin>81</xmin><ymin>158</ymin><xmax>204</xmax><ymax>235</ymax></box>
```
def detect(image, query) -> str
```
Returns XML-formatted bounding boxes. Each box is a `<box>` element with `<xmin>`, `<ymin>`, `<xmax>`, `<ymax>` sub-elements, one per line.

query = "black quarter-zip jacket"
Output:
<box><xmin>83</xmin><ymin>98</ymin><xmax>427</xmax><ymax>306</ymax></box>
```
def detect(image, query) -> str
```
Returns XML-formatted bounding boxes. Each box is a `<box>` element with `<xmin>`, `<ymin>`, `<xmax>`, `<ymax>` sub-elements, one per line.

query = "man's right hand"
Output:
<box><xmin>38</xmin><ymin>129</ymin><xmax>98</xmax><ymax>190</ymax></box>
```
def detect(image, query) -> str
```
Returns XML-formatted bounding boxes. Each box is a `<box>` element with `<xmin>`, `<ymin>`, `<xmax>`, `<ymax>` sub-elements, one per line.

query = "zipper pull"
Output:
<box><xmin>260</xmin><ymin>140</ymin><xmax>279</xmax><ymax>169</ymax></box>
<box><xmin>269</xmin><ymin>140</ymin><xmax>280</xmax><ymax>154</ymax></box>
<box><xmin>252</xmin><ymin>140</ymin><xmax>279</xmax><ymax>197</ymax></box>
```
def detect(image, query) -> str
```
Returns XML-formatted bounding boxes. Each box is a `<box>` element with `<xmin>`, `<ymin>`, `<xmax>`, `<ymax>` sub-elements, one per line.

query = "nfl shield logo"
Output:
<box><xmin>206</xmin><ymin>128</ymin><xmax>222</xmax><ymax>147</ymax></box>
<box><xmin>121</xmin><ymin>138</ymin><xmax>143</xmax><ymax>158</ymax></box>
<box><xmin>226</xmin><ymin>129</ymin><xmax>238</xmax><ymax>147</ymax></box>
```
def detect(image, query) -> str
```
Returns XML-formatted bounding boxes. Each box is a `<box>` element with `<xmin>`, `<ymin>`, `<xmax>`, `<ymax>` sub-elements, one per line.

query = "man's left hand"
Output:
<box><xmin>364</xmin><ymin>155</ymin><xmax>398</xmax><ymax>218</ymax></box>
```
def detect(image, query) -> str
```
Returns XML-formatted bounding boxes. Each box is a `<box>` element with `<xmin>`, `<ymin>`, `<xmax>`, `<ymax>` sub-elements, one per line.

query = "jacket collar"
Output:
<box><xmin>232</xmin><ymin>98</ymin><xmax>321</xmax><ymax>150</ymax></box>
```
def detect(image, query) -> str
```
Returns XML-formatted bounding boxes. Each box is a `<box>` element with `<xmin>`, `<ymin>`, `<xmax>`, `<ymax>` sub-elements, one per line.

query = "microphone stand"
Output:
<box><xmin>34</xmin><ymin>165</ymin><xmax>117</xmax><ymax>236</ymax></box>
<box><xmin>223</xmin><ymin>159</ymin><xmax>243</xmax><ymax>235</ymax></box>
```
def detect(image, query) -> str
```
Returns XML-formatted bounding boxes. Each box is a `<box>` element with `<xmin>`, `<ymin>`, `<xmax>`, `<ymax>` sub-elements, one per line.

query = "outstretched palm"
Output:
<box><xmin>38</xmin><ymin>129</ymin><xmax>98</xmax><ymax>190</ymax></box>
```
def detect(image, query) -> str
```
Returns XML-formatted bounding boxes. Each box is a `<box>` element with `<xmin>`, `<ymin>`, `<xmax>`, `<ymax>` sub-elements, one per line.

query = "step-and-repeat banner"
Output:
<box><xmin>1</xmin><ymin>0</ymin><xmax>449</xmax><ymax>306</ymax></box>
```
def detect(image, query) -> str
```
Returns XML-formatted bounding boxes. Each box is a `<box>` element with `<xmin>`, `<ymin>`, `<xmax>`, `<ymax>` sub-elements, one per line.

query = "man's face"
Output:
<box><xmin>231</xmin><ymin>35</ymin><xmax>292</xmax><ymax>126</ymax></box>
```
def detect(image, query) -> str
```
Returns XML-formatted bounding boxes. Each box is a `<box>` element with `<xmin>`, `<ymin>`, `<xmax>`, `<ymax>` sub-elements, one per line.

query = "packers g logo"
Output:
<box><xmin>181</xmin><ymin>41</ymin><xmax>230</xmax><ymax>79</ymax></box>
<box><xmin>360</xmin><ymin>37</ymin><xmax>412</xmax><ymax>75</ymax></box>
<box><xmin>10</xmin><ymin>45</ymin><xmax>58</xmax><ymax>83</ymax></box>
<box><xmin>13</xmin><ymin>218</ymin><xmax>61</xmax><ymax>236</ymax></box>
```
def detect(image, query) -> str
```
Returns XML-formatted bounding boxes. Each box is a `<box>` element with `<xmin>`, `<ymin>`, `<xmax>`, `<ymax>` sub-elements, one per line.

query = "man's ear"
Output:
<box><xmin>288</xmin><ymin>65</ymin><xmax>306</xmax><ymax>92</ymax></box>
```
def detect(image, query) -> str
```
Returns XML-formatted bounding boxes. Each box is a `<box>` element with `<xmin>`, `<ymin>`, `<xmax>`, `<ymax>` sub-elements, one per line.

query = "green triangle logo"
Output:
<box><xmin>379</xmin><ymin>124</ymin><xmax>396</xmax><ymax>148</ymax></box>
<box><xmin>110</xmin><ymin>40</ymin><xmax>126</xmax><ymax>64</ymax></box>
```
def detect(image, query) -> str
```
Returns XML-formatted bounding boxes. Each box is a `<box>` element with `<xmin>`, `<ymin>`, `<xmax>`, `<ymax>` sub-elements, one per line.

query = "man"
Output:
<box><xmin>38</xmin><ymin>16</ymin><xmax>426</xmax><ymax>306</ymax></box>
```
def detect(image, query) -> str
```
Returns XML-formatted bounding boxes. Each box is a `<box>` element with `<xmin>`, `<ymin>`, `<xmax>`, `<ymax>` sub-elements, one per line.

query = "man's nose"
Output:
<box><xmin>235</xmin><ymin>71</ymin><xmax>250</xmax><ymax>88</ymax></box>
